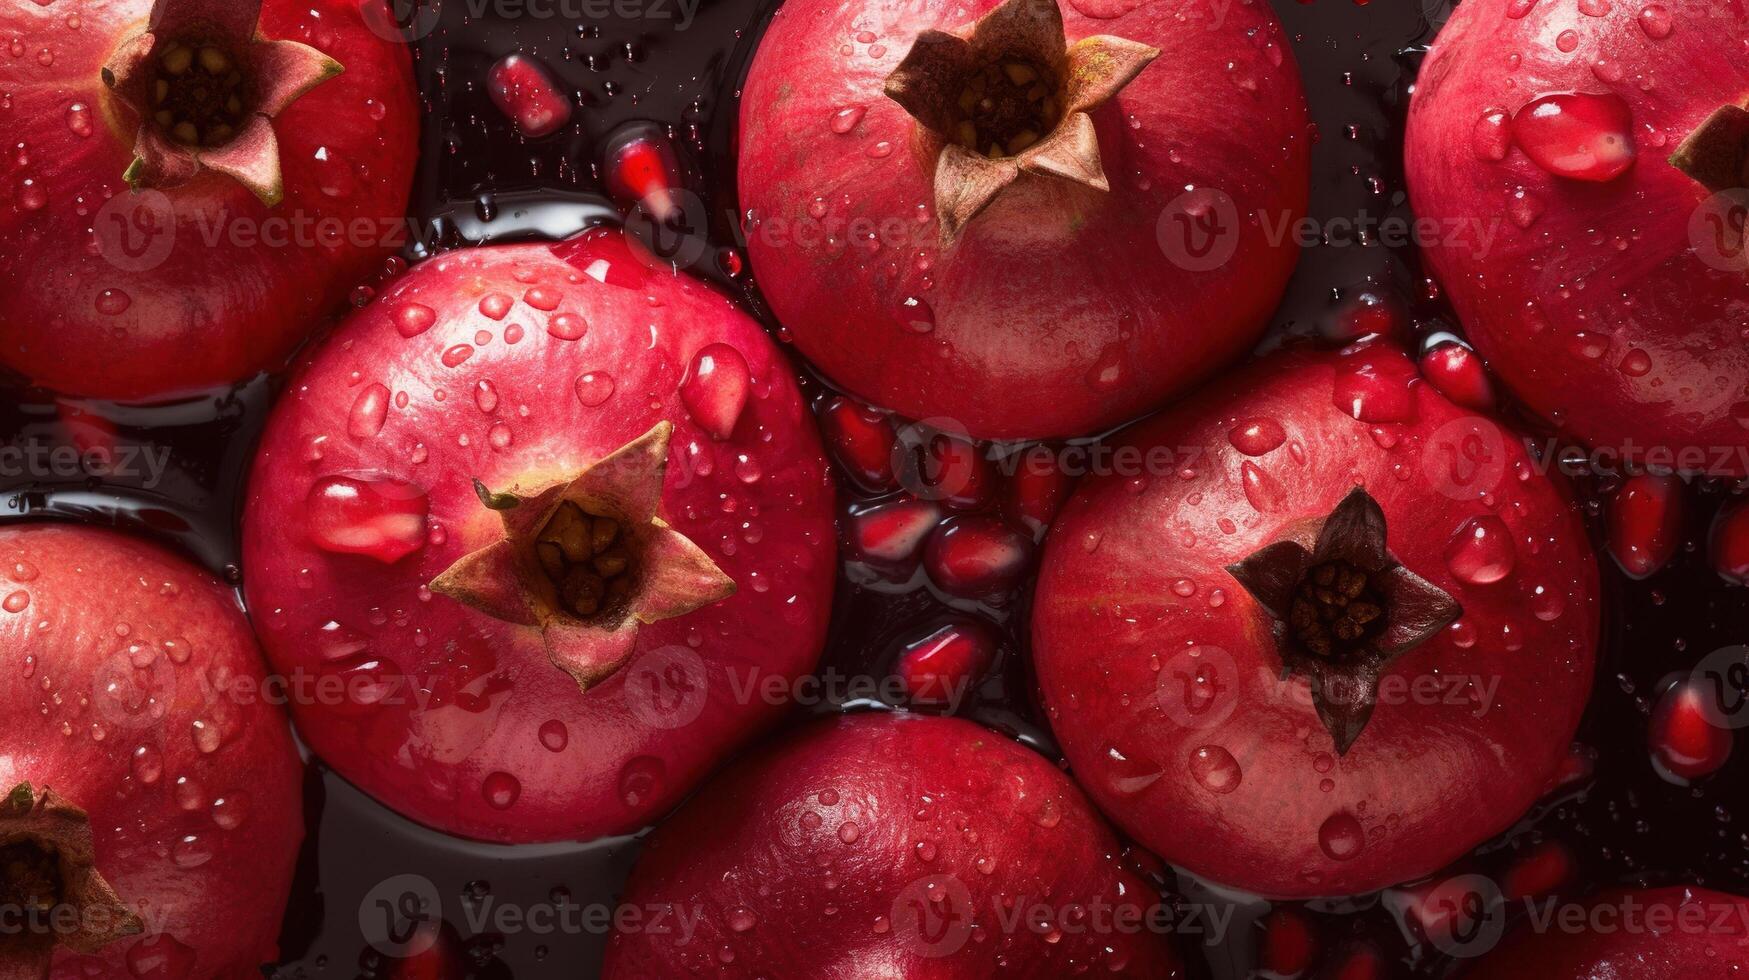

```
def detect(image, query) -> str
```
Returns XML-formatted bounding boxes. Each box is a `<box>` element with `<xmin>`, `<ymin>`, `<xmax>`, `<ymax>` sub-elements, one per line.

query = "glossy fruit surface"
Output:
<box><xmin>0</xmin><ymin>524</ymin><xmax>303</xmax><ymax>979</ymax></box>
<box><xmin>1405</xmin><ymin>0</ymin><xmax>1749</xmax><ymax>472</ymax></box>
<box><xmin>1466</xmin><ymin>887</ymin><xmax>1749</xmax><ymax>978</ymax></box>
<box><xmin>1032</xmin><ymin>343</ymin><xmax>1599</xmax><ymax>898</ymax></box>
<box><xmin>738</xmin><ymin>0</ymin><xmax>1309</xmax><ymax>439</ymax></box>
<box><xmin>241</xmin><ymin>229</ymin><xmax>836</xmax><ymax>843</ymax></box>
<box><xmin>0</xmin><ymin>0</ymin><xmax>418</xmax><ymax>401</ymax></box>
<box><xmin>602</xmin><ymin>712</ymin><xmax>1182</xmax><ymax>978</ymax></box>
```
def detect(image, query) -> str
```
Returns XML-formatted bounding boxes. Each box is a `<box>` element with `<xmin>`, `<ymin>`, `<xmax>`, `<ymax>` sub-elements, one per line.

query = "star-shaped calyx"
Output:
<box><xmin>430</xmin><ymin>422</ymin><xmax>736</xmax><ymax>693</ymax></box>
<box><xmin>883</xmin><ymin>0</ymin><xmax>1159</xmax><ymax>243</ymax></box>
<box><xmin>0</xmin><ymin>783</ymin><xmax>143</xmax><ymax>980</ymax></box>
<box><xmin>100</xmin><ymin>0</ymin><xmax>344</xmax><ymax>206</ymax></box>
<box><xmin>1225</xmin><ymin>488</ymin><xmax>1463</xmax><ymax>755</ymax></box>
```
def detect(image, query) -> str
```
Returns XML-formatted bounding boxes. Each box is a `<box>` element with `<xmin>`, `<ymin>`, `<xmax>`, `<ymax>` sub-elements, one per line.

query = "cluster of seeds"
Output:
<box><xmin>536</xmin><ymin>502</ymin><xmax>633</xmax><ymax>619</ymax></box>
<box><xmin>1289</xmin><ymin>560</ymin><xmax>1386</xmax><ymax>662</ymax></box>
<box><xmin>153</xmin><ymin>41</ymin><xmax>250</xmax><ymax>147</ymax></box>
<box><xmin>951</xmin><ymin>59</ymin><xmax>1060</xmax><ymax>158</ymax></box>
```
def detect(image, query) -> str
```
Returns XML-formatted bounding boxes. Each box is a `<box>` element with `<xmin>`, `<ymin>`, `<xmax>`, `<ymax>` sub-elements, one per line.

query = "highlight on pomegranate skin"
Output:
<box><xmin>602</xmin><ymin>712</ymin><xmax>1183</xmax><ymax>978</ymax></box>
<box><xmin>737</xmin><ymin>0</ymin><xmax>1311</xmax><ymax>440</ymax></box>
<box><xmin>1032</xmin><ymin>343</ymin><xmax>1600</xmax><ymax>899</ymax></box>
<box><xmin>0</xmin><ymin>0</ymin><xmax>419</xmax><ymax>402</ymax></box>
<box><xmin>0</xmin><ymin>524</ymin><xmax>304</xmax><ymax>980</ymax></box>
<box><xmin>241</xmin><ymin>228</ymin><xmax>838</xmax><ymax>844</ymax></box>
<box><xmin>1405</xmin><ymin>0</ymin><xmax>1749</xmax><ymax>474</ymax></box>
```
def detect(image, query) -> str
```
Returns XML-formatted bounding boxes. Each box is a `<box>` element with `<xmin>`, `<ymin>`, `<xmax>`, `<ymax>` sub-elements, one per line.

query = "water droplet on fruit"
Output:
<box><xmin>441</xmin><ymin>344</ymin><xmax>474</xmax><ymax>367</ymax></box>
<box><xmin>1229</xmin><ymin>419</ymin><xmax>1287</xmax><ymax>456</ymax></box>
<box><xmin>190</xmin><ymin>718</ymin><xmax>222</xmax><ymax>754</ymax></box>
<box><xmin>211</xmin><ymin>792</ymin><xmax>249</xmax><ymax>830</ymax></box>
<box><xmin>127</xmin><ymin>934</ymin><xmax>197</xmax><ymax>978</ymax></box>
<box><xmin>1472</xmin><ymin>109</ymin><xmax>1511</xmax><ymax>161</ymax></box>
<box><xmin>680</xmin><ymin>343</ymin><xmax>751</xmax><ymax>441</ymax></box>
<box><xmin>1240</xmin><ymin>461</ymin><xmax>1286</xmax><ymax>513</ymax></box>
<box><xmin>830</xmin><ymin>105</ymin><xmax>866</xmax><ymax>133</ymax></box>
<box><xmin>131</xmin><ymin>745</ymin><xmax>163</xmax><ymax>784</ymax></box>
<box><xmin>539</xmin><ymin>719</ymin><xmax>569</xmax><ymax>751</ymax></box>
<box><xmin>1318</xmin><ymin>811</ymin><xmax>1366</xmax><ymax>861</ymax></box>
<box><xmin>394</xmin><ymin>303</ymin><xmax>436</xmax><ymax>337</ymax></box>
<box><xmin>95</xmin><ymin>288</ymin><xmax>132</xmax><ymax>315</ymax></box>
<box><xmin>575</xmin><ymin>371</ymin><xmax>615</xmax><ymax>407</ymax></box>
<box><xmin>347</xmin><ymin>384</ymin><xmax>390</xmax><ymax>439</ymax></box>
<box><xmin>1511</xmin><ymin>92</ymin><xmax>1637</xmax><ymax>182</ymax></box>
<box><xmin>171</xmin><ymin>834</ymin><xmax>213</xmax><ymax>868</ymax></box>
<box><xmin>483</xmin><ymin>771</ymin><xmax>521</xmax><ymax>809</ymax></box>
<box><xmin>65</xmin><ymin>102</ymin><xmax>93</xmax><ymax>137</ymax></box>
<box><xmin>1102</xmin><ymin>743</ymin><xmax>1163</xmax><ymax>796</ymax></box>
<box><xmin>726</xmin><ymin>907</ymin><xmax>758</xmax><ymax>932</ymax></box>
<box><xmin>1333</xmin><ymin>353</ymin><xmax>1419</xmax><ymax>423</ymax></box>
<box><xmin>900</xmin><ymin>295</ymin><xmax>934</xmax><ymax>333</ymax></box>
<box><xmin>1189</xmin><ymin>745</ymin><xmax>1242</xmax><ymax>795</ymax></box>
<box><xmin>1637</xmin><ymin>4</ymin><xmax>1673</xmax><ymax>37</ymax></box>
<box><xmin>306</xmin><ymin>475</ymin><xmax>429</xmax><ymax>563</ymax></box>
<box><xmin>1445</xmin><ymin>515</ymin><xmax>1516</xmax><ymax>585</ymax></box>
<box><xmin>1</xmin><ymin>591</ymin><xmax>27</xmax><ymax>613</ymax></box>
<box><xmin>548</xmin><ymin>312</ymin><xmax>588</xmax><ymax>341</ymax></box>
<box><xmin>619</xmin><ymin>755</ymin><xmax>666</xmax><ymax>808</ymax></box>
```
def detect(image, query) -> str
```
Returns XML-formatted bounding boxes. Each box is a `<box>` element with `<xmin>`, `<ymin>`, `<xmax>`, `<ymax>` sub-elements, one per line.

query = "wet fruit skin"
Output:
<box><xmin>1405</xmin><ymin>0</ymin><xmax>1749</xmax><ymax>473</ymax></box>
<box><xmin>0</xmin><ymin>0</ymin><xmax>419</xmax><ymax>402</ymax></box>
<box><xmin>0</xmin><ymin>524</ymin><xmax>303</xmax><ymax>978</ymax></box>
<box><xmin>737</xmin><ymin>0</ymin><xmax>1310</xmax><ymax>440</ymax></box>
<box><xmin>241</xmin><ymin>229</ymin><xmax>837</xmax><ymax>843</ymax></box>
<box><xmin>1466</xmin><ymin>887</ymin><xmax>1749</xmax><ymax>978</ymax></box>
<box><xmin>1032</xmin><ymin>344</ymin><xmax>1599</xmax><ymax>899</ymax></box>
<box><xmin>601</xmin><ymin>712</ymin><xmax>1182</xmax><ymax>978</ymax></box>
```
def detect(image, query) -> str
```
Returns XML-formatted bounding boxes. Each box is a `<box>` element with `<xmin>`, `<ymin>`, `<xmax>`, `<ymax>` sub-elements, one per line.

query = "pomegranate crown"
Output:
<box><xmin>882</xmin><ymin>0</ymin><xmax>1159</xmax><ymax>244</ymax></box>
<box><xmin>0</xmin><ymin>783</ymin><xmax>143</xmax><ymax>978</ymax></box>
<box><xmin>100</xmin><ymin>0</ymin><xmax>344</xmax><ymax>206</ymax></box>
<box><xmin>1226</xmin><ymin>487</ymin><xmax>1463</xmax><ymax>754</ymax></box>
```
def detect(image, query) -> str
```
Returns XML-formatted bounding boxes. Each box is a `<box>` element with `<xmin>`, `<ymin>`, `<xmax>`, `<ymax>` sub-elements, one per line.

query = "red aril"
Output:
<box><xmin>604</xmin><ymin>127</ymin><xmax>682</xmax><ymax>224</ymax></box>
<box><xmin>1510</xmin><ymin>92</ymin><xmax>1637</xmax><ymax>183</ymax></box>
<box><xmin>486</xmin><ymin>54</ymin><xmax>573</xmax><ymax>138</ymax></box>
<box><xmin>1006</xmin><ymin>444</ymin><xmax>1072</xmax><ymax>534</ymax></box>
<box><xmin>1711</xmin><ymin>499</ymin><xmax>1749</xmax><ymax>584</ymax></box>
<box><xmin>1607</xmin><ymin>474</ymin><xmax>1685</xmax><ymax>579</ymax></box>
<box><xmin>1502</xmin><ymin>840</ymin><xmax>1575</xmax><ymax>901</ymax></box>
<box><xmin>818</xmin><ymin>397</ymin><xmax>900</xmax><ymax>493</ymax></box>
<box><xmin>1648</xmin><ymin>677</ymin><xmax>1733</xmax><ymax>783</ymax></box>
<box><xmin>679</xmin><ymin>342</ymin><xmax>752</xmax><ymax>441</ymax></box>
<box><xmin>904</xmin><ymin>431</ymin><xmax>994</xmax><ymax>511</ymax></box>
<box><xmin>1418</xmin><ymin>341</ymin><xmax>1495</xmax><ymax>412</ymax></box>
<box><xmin>848</xmin><ymin>496</ymin><xmax>942</xmax><ymax>566</ymax></box>
<box><xmin>305</xmin><ymin>475</ymin><xmax>430</xmax><ymax>563</ymax></box>
<box><xmin>1259</xmin><ymin>907</ymin><xmax>1318</xmax><ymax>978</ymax></box>
<box><xmin>924</xmin><ymin>516</ymin><xmax>1032</xmax><ymax>599</ymax></box>
<box><xmin>894</xmin><ymin>619</ymin><xmax>997</xmax><ymax>706</ymax></box>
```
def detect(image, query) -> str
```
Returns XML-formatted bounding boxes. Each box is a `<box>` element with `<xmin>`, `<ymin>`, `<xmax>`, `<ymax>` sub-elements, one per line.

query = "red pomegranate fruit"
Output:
<box><xmin>241</xmin><ymin>228</ymin><xmax>837</xmax><ymax>843</ymax></box>
<box><xmin>1032</xmin><ymin>343</ymin><xmax>1600</xmax><ymax>898</ymax></box>
<box><xmin>602</xmin><ymin>712</ymin><xmax>1182</xmax><ymax>977</ymax></box>
<box><xmin>0</xmin><ymin>524</ymin><xmax>303</xmax><ymax>979</ymax></box>
<box><xmin>737</xmin><ymin>0</ymin><xmax>1310</xmax><ymax>440</ymax></box>
<box><xmin>1466</xmin><ymin>887</ymin><xmax>1749</xmax><ymax>978</ymax></box>
<box><xmin>0</xmin><ymin>0</ymin><xmax>419</xmax><ymax>402</ymax></box>
<box><xmin>1405</xmin><ymin>0</ymin><xmax>1749</xmax><ymax>474</ymax></box>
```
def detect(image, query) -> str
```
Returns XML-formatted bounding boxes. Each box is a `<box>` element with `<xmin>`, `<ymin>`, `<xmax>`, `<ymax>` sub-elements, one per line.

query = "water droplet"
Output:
<box><xmin>1318</xmin><ymin>811</ymin><xmax>1366</xmax><ymax>861</ymax></box>
<box><xmin>347</xmin><ymin>384</ymin><xmax>390</xmax><ymax>439</ymax></box>
<box><xmin>538</xmin><ymin>720</ymin><xmax>569</xmax><ymax>751</ymax></box>
<box><xmin>548</xmin><ymin>312</ymin><xmax>588</xmax><ymax>341</ymax></box>
<box><xmin>1445</xmin><ymin>515</ymin><xmax>1516</xmax><ymax>585</ymax></box>
<box><xmin>1189</xmin><ymin>745</ymin><xmax>1242</xmax><ymax>795</ymax></box>
<box><xmin>619</xmin><ymin>755</ymin><xmax>666</xmax><ymax>808</ymax></box>
<box><xmin>1229</xmin><ymin>419</ymin><xmax>1287</xmax><ymax>456</ymax></box>
<box><xmin>483</xmin><ymin>771</ymin><xmax>521</xmax><ymax>809</ymax></box>
<box><xmin>394</xmin><ymin>303</ymin><xmax>437</xmax><ymax>337</ymax></box>
<box><xmin>830</xmin><ymin>105</ymin><xmax>866</xmax><ymax>134</ymax></box>
<box><xmin>575</xmin><ymin>371</ymin><xmax>615</xmax><ymax>407</ymax></box>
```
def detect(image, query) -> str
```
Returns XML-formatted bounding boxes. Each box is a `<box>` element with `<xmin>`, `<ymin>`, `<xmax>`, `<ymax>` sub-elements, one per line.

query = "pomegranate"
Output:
<box><xmin>1468</xmin><ymin>887</ymin><xmax>1749</xmax><ymax>978</ymax></box>
<box><xmin>0</xmin><ymin>524</ymin><xmax>303</xmax><ymax>979</ymax></box>
<box><xmin>601</xmin><ymin>712</ymin><xmax>1182</xmax><ymax>977</ymax></box>
<box><xmin>1405</xmin><ymin>0</ymin><xmax>1749</xmax><ymax>474</ymax></box>
<box><xmin>1032</xmin><ymin>343</ymin><xmax>1600</xmax><ymax>898</ymax></box>
<box><xmin>737</xmin><ymin>0</ymin><xmax>1310</xmax><ymax>439</ymax></box>
<box><xmin>0</xmin><ymin>0</ymin><xmax>418</xmax><ymax>402</ymax></box>
<box><xmin>241</xmin><ymin>228</ymin><xmax>837</xmax><ymax>843</ymax></box>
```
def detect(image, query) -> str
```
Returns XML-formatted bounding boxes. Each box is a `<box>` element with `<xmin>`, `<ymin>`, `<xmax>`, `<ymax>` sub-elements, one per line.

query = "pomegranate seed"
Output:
<box><xmin>1649</xmin><ymin>678</ymin><xmax>1733</xmax><ymax>782</ymax></box>
<box><xmin>1258</xmin><ymin>907</ymin><xmax>1318</xmax><ymax>978</ymax></box>
<box><xmin>679</xmin><ymin>343</ymin><xmax>751</xmax><ymax>441</ymax></box>
<box><xmin>923</xmin><ymin>516</ymin><xmax>1032</xmax><ymax>598</ymax></box>
<box><xmin>605</xmin><ymin>129</ymin><xmax>681</xmax><ymax>224</ymax></box>
<box><xmin>818</xmin><ymin>397</ymin><xmax>898</xmax><ymax>492</ymax></box>
<box><xmin>1418</xmin><ymin>341</ymin><xmax>1495</xmax><ymax>411</ymax></box>
<box><xmin>1510</xmin><ymin>91</ymin><xmax>1637</xmax><ymax>183</ymax></box>
<box><xmin>904</xmin><ymin>432</ymin><xmax>994</xmax><ymax>511</ymax></box>
<box><xmin>1007</xmin><ymin>444</ymin><xmax>1072</xmax><ymax>533</ymax></box>
<box><xmin>1331</xmin><ymin>945</ymin><xmax>1384</xmax><ymax>980</ymax></box>
<box><xmin>486</xmin><ymin>54</ymin><xmax>572</xmax><ymax>139</ymax></box>
<box><xmin>847</xmin><ymin>496</ymin><xmax>941</xmax><ymax>564</ymax></box>
<box><xmin>306</xmin><ymin>475</ymin><xmax>430</xmax><ymax>564</ymax></box>
<box><xmin>1503</xmin><ymin>840</ymin><xmax>1574</xmax><ymax>900</ymax></box>
<box><xmin>1329</xmin><ymin>290</ymin><xmax>1405</xmax><ymax>342</ymax></box>
<box><xmin>895</xmin><ymin>619</ymin><xmax>997</xmax><ymax>706</ymax></box>
<box><xmin>1607</xmin><ymin>474</ymin><xmax>1684</xmax><ymax>579</ymax></box>
<box><xmin>1711</xmin><ymin>499</ymin><xmax>1749</xmax><ymax>585</ymax></box>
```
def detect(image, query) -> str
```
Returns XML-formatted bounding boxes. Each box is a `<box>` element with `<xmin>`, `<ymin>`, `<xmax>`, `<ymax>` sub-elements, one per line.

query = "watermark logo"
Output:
<box><xmin>1420</xmin><ymin>874</ymin><xmax>1509</xmax><ymax>958</ymax></box>
<box><xmin>362</xmin><ymin>0</ymin><xmax>445</xmax><ymax>43</ymax></box>
<box><xmin>623</xmin><ymin>645</ymin><xmax>709</xmax><ymax>729</ymax></box>
<box><xmin>95</xmin><ymin>190</ymin><xmax>176</xmax><ymax>273</ymax></box>
<box><xmin>1157</xmin><ymin>188</ymin><xmax>1240</xmax><ymax>273</ymax></box>
<box><xmin>891</xmin><ymin>874</ymin><xmax>977</xmax><ymax>959</ymax></box>
<box><xmin>1421</xmin><ymin>415</ymin><xmax>1511</xmax><ymax>502</ymax></box>
<box><xmin>1156</xmin><ymin>645</ymin><xmax>1241</xmax><ymax>730</ymax></box>
<box><xmin>1689</xmin><ymin>191</ymin><xmax>1749</xmax><ymax>273</ymax></box>
<box><xmin>360</xmin><ymin>873</ymin><xmax>443</xmax><ymax>958</ymax></box>
<box><xmin>1691</xmin><ymin>645</ymin><xmax>1749</xmax><ymax>730</ymax></box>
